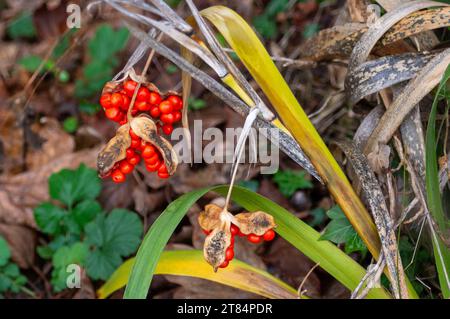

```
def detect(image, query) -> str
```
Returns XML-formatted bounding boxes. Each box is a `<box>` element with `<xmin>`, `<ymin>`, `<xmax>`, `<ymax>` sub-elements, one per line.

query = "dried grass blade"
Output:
<box><xmin>348</xmin><ymin>1</ymin><xmax>447</xmax><ymax>71</ymax></box>
<box><xmin>364</xmin><ymin>48</ymin><xmax>450</xmax><ymax>156</ymax></box>
<box><xmin>337</xmin><ymin>140</ymin><xmax>409</xmax><ymax>299</ymax></box>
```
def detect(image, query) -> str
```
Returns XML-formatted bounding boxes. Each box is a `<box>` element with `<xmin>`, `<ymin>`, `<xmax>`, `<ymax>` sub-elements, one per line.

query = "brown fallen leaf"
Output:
<box><xmin>26</xmin><ymin>118</ymin><xmax>75</xmax><ymax>170</ymax></box>
<box><xmin>0</xmin><ymin>223</ymin><xmax>36</xmax><ymax>268</ymax></box>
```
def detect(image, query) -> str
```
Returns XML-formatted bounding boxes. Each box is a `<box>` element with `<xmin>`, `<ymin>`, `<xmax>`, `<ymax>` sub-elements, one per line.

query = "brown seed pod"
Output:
<box><xmin>130</xmin><ymin>115</ymin><xmax>178</xmax><ymax>175</ymax></box>
<box><xmin>97</xmin><ymin>124</ymin><xmax>131</xmax><ymax>177</ymax></box>
<box><xmin>198</xmin><ymin>204</ymin><xmax>223</xmax><ymax>232</ymax></box>
<box><xmin>203</xmin><ymin>219</ymin><xmax>231</xmax><ymax>272</ymax></box>
<box><xmin>234</xmin><ymin>211</ymin><xmax>276</xmax><ymax>236</ymax></box>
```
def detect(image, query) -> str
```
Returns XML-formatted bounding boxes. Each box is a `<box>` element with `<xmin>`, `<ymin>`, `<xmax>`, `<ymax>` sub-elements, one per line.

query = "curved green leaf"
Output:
<box><xmin>124</xmin><ymin>186</ymin><xmax>390</xmax><ymax>299</ymax></box>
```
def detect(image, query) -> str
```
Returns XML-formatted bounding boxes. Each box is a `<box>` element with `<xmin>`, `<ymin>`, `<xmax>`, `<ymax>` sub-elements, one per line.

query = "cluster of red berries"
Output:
<box><xmin>99</xmin><ymin>79</ymin><xmax>183</xmax><ymax>183</ymax></box>
<box><xmin>105</xmin><ymin>128</ymin><xmax>170</xmax><ymax>183</ymax></box>
<box><xmin>99</xmin><ymin>79</ymin><xmax>183</xmax><ymax>135</ymax></box>
<box><xmin>203</xmin><ymin>224</ymin><xmax>275</xmax><ymax>268</ymax></box>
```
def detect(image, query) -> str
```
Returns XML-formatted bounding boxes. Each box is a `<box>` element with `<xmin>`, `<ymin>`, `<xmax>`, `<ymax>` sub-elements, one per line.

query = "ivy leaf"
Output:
<box><xmin>320</xmin><ymin>206</ymin><xmax>367</xmax><ymax>255</ymax></box>
<box><xmin>48</xmin><ymin>164</ymin><xmax>101</xmax><ymax>208</ymax></box>
<box><xmin>51</xmin><ymin>242</ymin><xmax>88</xmax><ymax>292</ymax></box>
<box><xmin>34</xmin><ymin>203</ymin><xmax>66</xmax><ymax>235</ymax></box>
<box><xmin>272</xmin><ymin>170</ymin><xmax>313</xmax><ymax>197</ymax></box>
<box><xmin>85</xmin><ymin>209</ymin><xmax>143</xmax><ymax>280</ymax></box>
<box><xmin>308</xmin><ymin>207</ymin><xmax>327</xmax><ymax>227</ymax></box>
<box><xmin>0</xmin><ymin>236</ymin><xmax>11</xmax><ymax>267</ymax></box>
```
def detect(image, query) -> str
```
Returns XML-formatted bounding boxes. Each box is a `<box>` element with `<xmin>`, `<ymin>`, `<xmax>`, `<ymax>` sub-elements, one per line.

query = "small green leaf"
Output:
<box><xmin>58</xmin><ymin>70</ymin><xmax>70</xmax><ymax>83</ymax></box>
<box><xmin>19</xmin><ymin>55</ymin><xmax>43</xmax><ymax>72</ymax></box>
<box><xmin>72</xmin><ymin>200</ymin><xmax>102</xmax><ymax>231</ymax></box>
<box><xmin>272</xmin><ymin>169</ymin><xmax>313</xmax><ymax>197</ymax></box>
<box><xmin>48</xmin><ymin>164</ymin><xmax>101</xmax><ymax>208</ymax></box>
<box><xmin>166</xmin><ymin>64</ymin><xmax>178</xmax><ymax>74</ymax></box>
<box><xmin>51</xmin><ymin>242</ymin><xmax>88</xmax><ymax>292</ymax></box>
<box><xmin>0</xmin><ymin>237</ymin><xmax>11</xmax><ymax>267</ymax></box>
<box><xmin>85</xmin><ymin>209</ymin><xmax>143</xmax><ymax>280</ymax></box>
<box><xmin>63</xmin><ymin>117</ymin><xmax>78</xmax><ymax>133</ymax></box>
<box><xmin>188</xmin><ymin>97</ymin><xmax>207</xmax><ymax>110</ymax></box>
<box><xmin>308</xmin><ymin>207</ymin><xmax>326</xmax><ymax>227</ymax></box>
<box><xmin>88</xmin><ymin>25</ymin><xmax>129</xmax><ymax>61</ymax></box>
<box><xmin>79</xmin><ymin>102</ymin><xmax>101</xmax><ymax>115</ymax></box>
<box><xmin>253</xmin><ymin>16</ymin><xmax>277</xmax><ymax>39</ymax></box>
<box><xmin>320</xmin><ymin>206</ymin><xmax>367</xmax><ymax>256</ymax></box>
<box><xmin>34</xmin><ymin>203</ymin><xmax>66</xmax><ymax>235</ymax></box>
<box><xmin>7</xmin><ymin>12</ymin><xmax>36</xmax><ymax>39</ymax></box>
<box><xmin>302</xmin><ymin>23</ymin><xmax>320</xmax><ymax>39</ymax></box>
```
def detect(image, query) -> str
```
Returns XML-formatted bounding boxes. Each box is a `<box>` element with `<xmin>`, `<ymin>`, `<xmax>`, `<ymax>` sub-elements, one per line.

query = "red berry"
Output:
<box><xmin>126</xmin><ymin>149</ymin><xmax>135</xmax><ymax>158</ymax></box>
<box><xmin>168</xmin><ymin>95</ymin><xmax>183</xmax><ymax>110</ymax></box>
<box><xmin>158</xmin><ymin>172</ymin><xmax>170</xmax><ymax>179</ymax></box>
<box><xmin>128</xmin><ymin>154</ymin><xmax>141</xmax><ymax>166</ymax></box>
<box><xmin>111</xmin><ymin>169</ymin><xmax>125</xmax><ymax>183</ymax></box>
<box><xmin>119</xmin><ymin>161</ymin><xmax>134</xmax><ymax>174</ymax></box>
<box><xmin>237</xmin><ymin>229</ymin><xmax>246</xmax><ymax>237</ymax></box>
<box><xmin>230</xmin><ymin>224</ymin><xmax>239</xmax><ymax>236</ymax></box>
<box><xmin>105</xmin><ymin>107</ymin><xmax>120</xmax><ymax>120</ymax></box>
<box><xmin>129</xmin><ymin>129</ymin><xmax>140</xmax><ymax>140</ymax></box>
<box><xmin>162</xmin><ymin>124</ymin><xmax>173</xmax><ymax>135</ymax></box>
<box><xmin>247</xmin><ymin>234</ymin><xmax>262</xmax><ymax>244</ymax></box>
<box><xmin>149</xmin><ymin>91</ymin><xmax>162</xmax><ymax>105</ymax></box>
<box><xmin>225</xmin><ymin>247</ymin><xmax>234</xmax><ymax>261</ymax></box>
<box><xmin>123</xmin><ymin>80</ymin><xmax>137</xmax><ymax>96</ymax></box>
<box><xmin>158</xmin><ymin>163</ymin><xmax>169</xmax><ymax>178</ymax></box>
<box><xmin>130</xmin><ymin>139</ymin><xmax>140</xmax><ymax>149</ymax></box>
<box><xmin>137</xmin><ymin>87</ymin><xmax>150</xmax><ymax>101</ymax></box>
<box><xmin>202</xmin><ymin>229</ymin><xmax>211</xmax><ymax>235</ymax></box>
<box><xmin>131</xmin><ymin>109</ymin><xmax>138</xmax><ymax>116</ymax></box>
<box><xmin>100</xmin><ymin>93</ymin><xmax>112</xmax><ymax>108</ymax></box>
<box><xmin>219</xmin><ymin>260</ymin><xmax>229</xmax><ymax>268</ymax></box>
<box><xmin>110</xmin><ymin>93</ymin><xmax>123</xmax><ymax>109</ymax></box>
<box><xmin>173</xmin><ymin>111</ymin><xmax>182</xmax><ymax>122</ymax></box>
<box><xmin>158</xmin><ymin>163</ymin><xmax>168</xmax><ymax>174</ymax></box>
<box><xmin>160</xmin><ymin>113</ymin><xmax>174</xmax><ymax>124</ymax></box>
<box><xmin>119</xmin><ymin>119</ymin><xmax>127</xmax><ymax>125</ymax></box>
<box><xmin>145</xmin><ymin>154</ymin><xmax>159</xmax><ymax>165</ymax></box>
<box><xmin>141</xmin><ymin>144</ymin><xmax>156</xmax><ymax>158</ymax></box>
<box><xmin>136</xmin><ymin>100</ymin><xmax>150</xmax><ymax>111</ymax></box>
<box><xmin>150</xmin><ymin>106</ymin><xmax>161</xmax><ymax>118</ymax></box>
<box><xmin>121</xmin><ymin>94</ymin><xmax>130</xmax><ymax>111</ymax></box>
<box><xmin>229</xmin><ymin>236</ymin><xmax>235</xmax><ymax>248</ymax></box>
<box><xmin>263</xmin><ymin>229</ymin><xmax>275</xmax><ymax>241</ymax></box>
<box><xmin>114</xmin><ymin>112</ymin><xmax>125</xmax><ymax>123</ymax></box>
<box><xmin>159</xmin><ymin>100</ymin><xmax>173</xmax><ymax>114</ymax></box>
<box><xmin>145</xmin><ymin>160</ymin><xmax>160</xmax><ymax>172</ymax></box>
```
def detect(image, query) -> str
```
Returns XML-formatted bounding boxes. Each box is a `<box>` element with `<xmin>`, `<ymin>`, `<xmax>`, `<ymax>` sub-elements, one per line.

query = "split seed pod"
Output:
<box><xmin>97</xmin><ymin>124</ymin><xmax>131</xmax><ymax>177</ymax></box>
<box><xmin>234</xmin><ymin>211</ymin><xmax>276</xmax><ymax>236</ymax></box>
<box><xmin>204</xmin><ymin>219</ymin><xmax>232</xmax><ymax>272</ymax></box>
<box><xmin>130</xmin><ymin>115</ymin><xmax>178</xmax><ymax>175</ymax></box>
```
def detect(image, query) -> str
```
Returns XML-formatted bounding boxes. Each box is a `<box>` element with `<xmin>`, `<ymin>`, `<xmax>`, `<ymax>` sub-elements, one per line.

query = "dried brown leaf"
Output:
<box><xmin>364</xmin><ymin>48</ymin><xmax>450</xmax><ymax>156</ymax></box>
<box><xmin>0</xmin><ymin>223</ymin><xmax>36</xmax><ymax>268</ymax></box>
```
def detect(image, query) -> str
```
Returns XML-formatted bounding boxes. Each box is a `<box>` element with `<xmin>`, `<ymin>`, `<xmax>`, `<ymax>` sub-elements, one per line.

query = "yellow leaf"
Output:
<box><xmin>98</xmin><ymin>250</ymin><xmax>299</xmax><ymax>299</ymax></box>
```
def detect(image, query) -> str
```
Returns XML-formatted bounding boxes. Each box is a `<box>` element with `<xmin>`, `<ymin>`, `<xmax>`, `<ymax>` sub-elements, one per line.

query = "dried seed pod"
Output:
<box><xmin>203</xmin><ymin>219</ymin><xmax>231</xmax><ymax>272</ymax></box>
<box><xmin>97</xmin><ymin>124</ymin><xmax>131</xmax><ymax>177</ymax></box>
<box><xmin>198</xmin><ymin>204</ymin><xmax>223</xmax><ymax>232</ymax></box>
<box><xmin>130</xmin><ymin>116</ymin><xmax>178</xmax><ymax>175</ymax></box>
<box><xmin>234</xmin><ymin>211</ymin><xmax>276</xmax><ymax>236</ymax></box>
